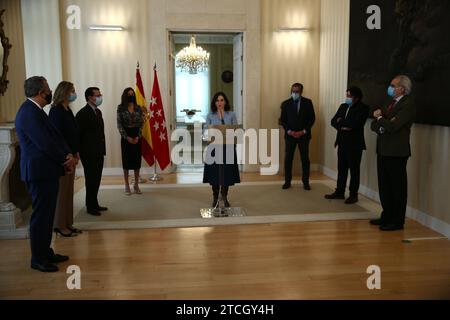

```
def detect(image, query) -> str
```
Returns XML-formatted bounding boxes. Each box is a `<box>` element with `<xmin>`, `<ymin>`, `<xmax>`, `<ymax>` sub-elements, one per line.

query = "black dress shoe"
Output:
<box><xmin>370</xmin><ymin>219</ymin><xmax>384</xmax><ymax>226</ymax></box>
<box><xmin>282</xmin><ymin>183</ymin><xmax>291</xmax><ymax>190</ymax></box>
<box><xmin>345</xmin><ymin>195</ymin><xmax>358</xmax><ymax>204</ymax></box>
<box><xmin>325</xmin><ymin>192</ymin><xmax>345</xmax><ymax>200</ymax></box>
<box><xmin>48</xmin><ymin>254</ymin><xmax>69</xmax><ymax>264</ymax></box>
<box><xmin>31</xmin><ymin>262</ymin><xmax>59</xmax><ymax>272</ymax></box>
<box><xmin>380</xmin><ymin>224</ymin><xmax>404</xmax><ymax>231</ymax></box>
<box><xmin>303</xmin><ymin>184</ymin><xmax>311</xmax><ymax>191</ymax></box>
<box><xmin>97</xmin><ymin>206</ymin><xmax>108</xmax><ymax>211</ymax></box>
<box><xmin>87</xmin><ymin>209</ymin><xmax>101</xmax><ymax>216</ymax></box>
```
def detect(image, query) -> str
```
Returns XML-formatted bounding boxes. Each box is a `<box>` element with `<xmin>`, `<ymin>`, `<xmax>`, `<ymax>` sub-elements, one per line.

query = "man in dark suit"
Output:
<box><xmin>370</xmin><ymin>75</ymin><xmax>416</xmax><ymax>231</ymax></box>
<box><xmin>325</xmin><ymin>87</ymin><xmax>370</xmax><ymax>204</ymax></box>
<box><xmin>15</xmin><ymin>76</ymin><xmax>76</xmax><ymax>272</ymax></box>
<box><xmin>279</xmin><ymin>83</ymin><xmax>316</xmax><ymax>190</ymax></box>
<box><xmin>76</xmin><ymin>87</ymin><xmax>107</xmax><ymax>216</ymax></box>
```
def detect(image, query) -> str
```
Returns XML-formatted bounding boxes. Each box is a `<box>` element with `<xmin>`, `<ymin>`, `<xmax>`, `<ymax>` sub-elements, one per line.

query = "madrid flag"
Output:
<box><xmin>149</xmin><ymin>67</ymin><xmax>171</xmax><ymax>170</ymax></box>
<box><xmin>136</xmin><ymin>64</ymin><xmax>155</xmax><ymax>166</ymax></box>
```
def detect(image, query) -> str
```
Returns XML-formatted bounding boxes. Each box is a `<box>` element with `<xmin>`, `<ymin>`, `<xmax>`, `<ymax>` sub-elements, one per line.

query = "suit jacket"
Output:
<box><xmin>76</xmin><ymin>104</ymin><xmax>106</xmax><ymax>160</ymax></box>
<box><xmin>371</xmin><ymin>95</ymin><xmax>416</xmax><ymax>157</ymax></box>
<box><xmin>15</xmin><ymin>99</ymin><xmax>70</xmax><ymax>182</ymax></box>
<box><xmin>49</xmin><ymin>104</ymin><xmax>79</xmax><ymax>154</ymax></box>
<box><xmin>331</xmin><ymin>101</ymin><xmax>370</xmax><ymax>150</ymax></box>
<box><xmin>279</xmin><ymin>96</ymin><xmax>316</xmax><ymax>140</ymax></box>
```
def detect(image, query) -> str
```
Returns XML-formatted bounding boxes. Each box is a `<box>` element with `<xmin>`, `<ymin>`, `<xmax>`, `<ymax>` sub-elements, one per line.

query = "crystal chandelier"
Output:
<box><xmin>175</xmin><ymin>35</ymin><xmax>210</xmax><ymax>74</ymax></box>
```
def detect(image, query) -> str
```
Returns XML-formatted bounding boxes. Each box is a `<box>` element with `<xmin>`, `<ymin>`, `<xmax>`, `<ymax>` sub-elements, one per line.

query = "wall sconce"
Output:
<box><xmin>89</xmin><ymin>25</ymin><xmax>125</xmax><ymax>31</ymax></box>
<box><xmin>277</xmin><ymin>27</ymin><xmax>310</xmax><ymax>32</ymax></box>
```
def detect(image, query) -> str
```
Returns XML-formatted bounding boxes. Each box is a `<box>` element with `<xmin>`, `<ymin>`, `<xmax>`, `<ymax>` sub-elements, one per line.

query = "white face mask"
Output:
<box><xmin>291</xmin><ymin>93</ymin><xmax>300</xmax><ymax>101</ymax></box>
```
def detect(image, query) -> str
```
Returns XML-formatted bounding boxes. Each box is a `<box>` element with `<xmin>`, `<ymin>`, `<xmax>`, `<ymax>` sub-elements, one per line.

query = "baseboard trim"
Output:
<box><xmin>321</xmin><ymin>166</ymin><xmax>450</xmax><ymax>238</ymax></box>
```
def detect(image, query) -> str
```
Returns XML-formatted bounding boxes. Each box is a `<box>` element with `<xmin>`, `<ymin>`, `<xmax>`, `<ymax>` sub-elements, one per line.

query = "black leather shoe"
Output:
<box><xmin>325</xmin><ymin>192</ymin><xmax>345</xmax><ymax>200</ymax></box>
<box><xmin>380</xmin><ymin>224</ymin><xmax>404</xmax><ymax>231</ymax></box>
<box><xmin>87</xmin><ymin>209</ymin><xmax>101</xmax><ymax>216</ymax></box>
<box><xmin>282</xmin><ymin>183</ymin><xmax>291</xmax><ymax>190</ymax></box>
<box><xmin>48</xmin><ymin>253</ymin><xmax>69</xmax><ymax>263</ymax></box>
<box><xmin>370</xmin><ymin>219</ymin><xmax>384</xmax><ymax>226</ymax></box>
<box><xmin>97</xmin><ymin>206</ymin><xmax>108</xmax><ymax>211</ymax></box>
<box><xmin>345</xmin><ymin>195</ymin><xmax>358</xmax><ymax>204</ymax></box>
<box><xmin>303</xmin><ymin>184</ymin><xmax>311</xmax><ymax>191</ymax></box>
<box><xmin>31</xmin><ymin>262</ymin><xmax>59</xmax><ymax>272</ymax></box>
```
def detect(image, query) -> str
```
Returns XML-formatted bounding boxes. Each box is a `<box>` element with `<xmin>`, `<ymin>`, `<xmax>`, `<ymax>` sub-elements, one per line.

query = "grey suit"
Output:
<box><xmin>371</xmin><ymin>95</ymin><xmax>416</xmax><ymax>157</ymax></box>
<box><xmin>371</xmin><ymin>95</ymin><xmax>416</xmax><ymax>227</ymax></box>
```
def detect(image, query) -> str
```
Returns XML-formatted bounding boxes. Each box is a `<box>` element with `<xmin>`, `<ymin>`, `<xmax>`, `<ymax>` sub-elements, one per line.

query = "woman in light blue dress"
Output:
<box><xmin>203</xmin><ymin>92</ymin><xmax>241</xmax><ymax>207</ymax></box>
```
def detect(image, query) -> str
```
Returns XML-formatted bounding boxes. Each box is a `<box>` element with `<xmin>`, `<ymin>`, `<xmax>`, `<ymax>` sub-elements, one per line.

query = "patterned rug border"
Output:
<box><xmin>74</xmin><ymin>180</ymin><xmax>381</xmax><ymax>231</ymax></box>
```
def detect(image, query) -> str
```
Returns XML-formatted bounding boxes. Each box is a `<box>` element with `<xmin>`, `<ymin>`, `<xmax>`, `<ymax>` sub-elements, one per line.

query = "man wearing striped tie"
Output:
<box><xmin>370</xmin><ymin>75</ymin><xmax>416</xmax><ymax>231</ymax></box>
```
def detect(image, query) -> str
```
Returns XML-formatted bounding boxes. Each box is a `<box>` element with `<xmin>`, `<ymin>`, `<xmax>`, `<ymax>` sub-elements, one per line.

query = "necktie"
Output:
<box><xmin>95</xmin><ymin>108</ymin><xmax>104</xmax><ymax>131</ymax></box>
<box><xmin>95</xmin><ymin>108</ymin><xmax>106</xmax><ymax>153</ymax></box>
<box><xmin>386</xmin><ymin>99</ymin><xmax>397</xmax><ymax>115</ymax></box>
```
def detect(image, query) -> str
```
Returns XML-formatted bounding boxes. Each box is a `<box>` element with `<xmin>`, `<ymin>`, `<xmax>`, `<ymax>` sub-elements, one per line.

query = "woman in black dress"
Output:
<box><xmin>117</xmin><ymin>88</ymin><xmax>144</xmax><ymax>195</ymax></box>
<box><xmin>203</xmin><ymin>92</ymin><xmax>241</xmax><ymax>207</ymax></box>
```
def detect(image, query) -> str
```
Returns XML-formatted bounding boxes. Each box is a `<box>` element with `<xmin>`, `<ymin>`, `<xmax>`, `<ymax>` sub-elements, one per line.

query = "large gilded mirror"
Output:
<box><xmin>1</xmin><ymin>9</ymin><xmax>12</xmax><ymax>96</ymax></box>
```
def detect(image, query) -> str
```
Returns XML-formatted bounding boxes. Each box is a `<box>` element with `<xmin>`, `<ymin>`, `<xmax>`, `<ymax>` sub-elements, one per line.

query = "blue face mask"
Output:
<box><xmin>387</xmin><ymin>86</ymin><xmax>396</xmax><ymax>98</ymax></box>
<box><xmin>291</xmin><ymin>93</ymin><xmax>300</xmax><ymax>101</ymax></box>
<box><xmin>68</xmin><ymin>93</ymin><xmax>77</xmax><ymax>103</ymax></box>
<box><xmin>345</xmin><ymin>98</ymin><xmax>353</xmax><ymax>105</ymax></box>
<box><xmin>95</xmin><ymin>96</ymin><xmax>103</xmax><ymax>106</ymax></box>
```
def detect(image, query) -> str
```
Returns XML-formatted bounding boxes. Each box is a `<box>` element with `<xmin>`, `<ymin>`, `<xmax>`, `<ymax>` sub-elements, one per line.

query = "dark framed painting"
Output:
<box><xmin>348</xmin><ymin>0</ymin><xmax>450</xmax><ymax>126</ymax></box>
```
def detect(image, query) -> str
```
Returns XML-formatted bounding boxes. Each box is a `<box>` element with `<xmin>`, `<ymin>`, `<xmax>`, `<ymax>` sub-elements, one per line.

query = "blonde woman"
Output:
<box><xmin>48</xmin><ymin>81</ymin><xmax>81</xmax><ymax>237</ymax></box>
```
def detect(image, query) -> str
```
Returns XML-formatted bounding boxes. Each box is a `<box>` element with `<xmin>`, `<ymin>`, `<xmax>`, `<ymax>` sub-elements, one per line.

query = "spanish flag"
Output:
<box><xmin>136</xmin><ymin>63</ymin><xmax>155</xmax><ymax>166</ymax></box>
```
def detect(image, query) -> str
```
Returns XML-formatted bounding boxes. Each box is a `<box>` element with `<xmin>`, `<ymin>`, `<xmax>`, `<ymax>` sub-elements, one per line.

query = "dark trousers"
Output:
<box><xmin>284</xmin><ymin>138</ymin><xmax>310</xmax><ymax>184</ymax></box>
<box><xmin>81</xmin><ymin>156</ymin><xmax>104</xmax><ymax>210</ymax></box>
<box><xmin>26</xmin><ymin>179</ymin><xmax>59</xmax><ymax>264</ymax></box>
<box><xmin>377</xmin><ymin>155</ymin><xmax>408</xmax><ymax>226</ymax></box>
<box><xmin>336</xmin><ymin>147</ymin><xmax>363</xmax><ymax>196</ymax></box>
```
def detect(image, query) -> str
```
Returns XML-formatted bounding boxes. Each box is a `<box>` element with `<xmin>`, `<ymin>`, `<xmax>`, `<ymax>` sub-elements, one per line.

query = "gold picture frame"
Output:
<box><xmin>0</xmin><ymin>9</ymin><xmax>12</xmax><ymax>96</ymax></box>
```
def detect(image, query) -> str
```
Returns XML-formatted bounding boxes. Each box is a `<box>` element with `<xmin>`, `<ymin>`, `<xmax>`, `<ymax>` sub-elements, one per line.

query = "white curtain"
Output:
<box><xmin>175</xmin><ymin>67</ymin><xmax>210</xmax><ymax>118</ymax></box>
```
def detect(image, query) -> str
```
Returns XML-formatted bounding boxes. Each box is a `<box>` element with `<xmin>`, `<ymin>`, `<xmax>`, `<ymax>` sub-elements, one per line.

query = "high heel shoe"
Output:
<box><xmin>68</xmin><ymin>226</ymin><xmax>82</xmax><ymax>234</ymax></box>
<box><xmin>54</xmin><ymin>228</ymin><xmax>77</xmax><ymax>237</ymax></box>
<box><xmin>125</xmin><ymin>186</ymin><xmax>132</xmax><ymax>196</ymax></box>
<box><xmin>134</xmin><ymin>185</ymin><xmax>142</xmax><ymax>195</ymax></box>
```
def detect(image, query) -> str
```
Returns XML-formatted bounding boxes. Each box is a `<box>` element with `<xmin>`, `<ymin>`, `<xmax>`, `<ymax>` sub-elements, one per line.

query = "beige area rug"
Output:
<box><xmin>73</xmin><ymin>181</ymin><xmax>380</xmax><ymax>230</ymax></box>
